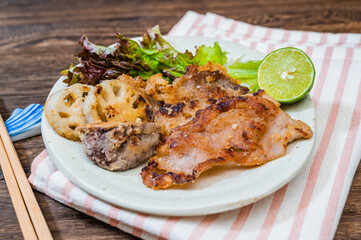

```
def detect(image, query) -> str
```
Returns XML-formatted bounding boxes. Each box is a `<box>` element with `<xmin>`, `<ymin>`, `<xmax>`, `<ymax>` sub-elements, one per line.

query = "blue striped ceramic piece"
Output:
<box><xmin>5</xmin><ymin>104</ymin><xmax>43</xmax><ymax>141</ymax></box>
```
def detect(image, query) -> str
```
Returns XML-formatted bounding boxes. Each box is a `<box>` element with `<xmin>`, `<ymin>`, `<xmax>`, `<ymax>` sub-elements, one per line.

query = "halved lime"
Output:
<box><xmin>257</xmin><ymin>47</ymin><xmax>315</xmax><ymax>104</ymax></box>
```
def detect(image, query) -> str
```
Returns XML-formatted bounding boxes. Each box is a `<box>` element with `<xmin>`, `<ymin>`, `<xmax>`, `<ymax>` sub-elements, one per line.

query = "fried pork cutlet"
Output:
<box><xmin>77</xmin><ymin>122</ymin><xmax>162</xmax><ymax>171</ymax></box>
<box><xmin>141</xmin><ymin>90</ymin><xmax>313</xmax><ymax>190</ymax></box>
<box><xmin>123</xmin><ymin>63</ymin><xmax>249</xmax><ymax>133</ymax></box>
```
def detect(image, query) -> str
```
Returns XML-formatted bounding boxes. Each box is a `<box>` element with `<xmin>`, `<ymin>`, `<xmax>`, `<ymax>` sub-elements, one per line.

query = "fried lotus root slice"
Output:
<box><xmin>44</xmin><ymin>84</ymin><xmax>93</xmax><ymax>141</ymax></box>
<box><xmin>84</xmin><ymin>79</ymin><xmax>151</xmax><ymax>123</ymax></box>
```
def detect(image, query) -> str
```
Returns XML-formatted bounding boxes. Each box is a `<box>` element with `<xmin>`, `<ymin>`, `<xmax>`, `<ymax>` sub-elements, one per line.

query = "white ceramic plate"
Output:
<box><xmin>42</xmin><ymin>36</ymin><xmax>316</xmax><ymax>216</ymax></box>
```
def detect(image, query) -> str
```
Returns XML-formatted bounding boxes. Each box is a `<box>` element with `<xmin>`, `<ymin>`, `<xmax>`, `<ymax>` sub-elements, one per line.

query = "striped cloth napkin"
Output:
<box><xmin>29</xmin><ymin>11</ymin><xmax>361</xmax><ymax>240</ymax></box>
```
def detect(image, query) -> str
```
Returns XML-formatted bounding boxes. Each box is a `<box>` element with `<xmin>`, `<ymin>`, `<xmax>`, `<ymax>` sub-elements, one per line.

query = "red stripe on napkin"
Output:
<box><xmin>312</xmin><ymin>47</ymin><xmax>334</xmax><ymax>107</ymax></box>
<box><xmin>189</xmin><ymin>214</ymin><xmax>219</xmax><ymax>239</ymax></box>
<box><xmin>84</xmin><ymin>195</ymin><xmax>96</xmax><ymax>217</ymax></box>
<box><xmin>257</xmin><ymin>185</ymin><xmax>288</xmax><ymax>240</ymax></box>
<box><xmin>28</xmin><ymin>150</ymin><xmax>48</xmax><ymax>184</ymax></box>
<box><xmin>132</xmin><ymin>213</ymin><xmax>148</xmax><ymax>237</ymax></box>
<box><xmin>158</xmin><ymin>217</ymin><xmax>181</xmax><ymax>240</ymax></box>
<box><xmin>222</xmin><ymin>204</ymin><xmax>253</xmax><ymax>239</ymax></box>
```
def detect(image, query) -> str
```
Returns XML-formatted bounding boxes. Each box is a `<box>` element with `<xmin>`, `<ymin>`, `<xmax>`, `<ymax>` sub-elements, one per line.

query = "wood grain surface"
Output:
<box><xmin>1</xmin><ymin>0</ymin><xmax>361</xmax><ymax>239</ymax></box>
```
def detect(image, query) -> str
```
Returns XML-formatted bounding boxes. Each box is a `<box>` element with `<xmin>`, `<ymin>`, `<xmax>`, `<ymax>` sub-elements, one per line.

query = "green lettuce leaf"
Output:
<box><xmin>227</xmin><ymin>59</ymin><xmax>261</xmax><ymax>92</ymax></box>
<box><xmin>193</xmin><ymin>42</ymin><xmax>227</xmax><ymax>66</ymax></box>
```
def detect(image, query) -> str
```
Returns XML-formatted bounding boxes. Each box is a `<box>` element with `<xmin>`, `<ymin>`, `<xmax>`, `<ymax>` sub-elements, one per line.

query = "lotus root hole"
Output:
<box><xmin>69</xmin><ymin>125</ymin><xmax>77</xmax><ymax>130</ymax></box>
<box><xmin>59</xmin><ymin>112</ymin><xmax>70</xmax><ymax>118</ymax></box>
<box><xmin>101</xmin><ymin>91</ymin><xmax>110</xmax><ymax>102</ymax></box>
<box><xmin>113</xmin><ymin>85</ymin><xmax>121</xmax><ymax>97</ymax></box>
<box><xmin>97</xmin><ymin>104</ymin><xmax>108</xmax><ymax>122</ymax></box>
<box><xmin>64</xmin><ymin>94</ymin><xmax>75</xmax><ymax>107</ymax></box>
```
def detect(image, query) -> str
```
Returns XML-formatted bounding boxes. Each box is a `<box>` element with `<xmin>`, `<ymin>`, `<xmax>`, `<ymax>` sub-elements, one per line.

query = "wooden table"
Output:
<box><xmin>1</xmin><ymin>0</ymin><xmax>361</xmax><ymax>239</ymax></box>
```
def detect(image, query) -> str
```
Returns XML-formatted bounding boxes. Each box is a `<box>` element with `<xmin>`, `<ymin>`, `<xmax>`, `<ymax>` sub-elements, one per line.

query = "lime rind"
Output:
<box><xmin>258</xmin><ymin>47</ymin><xmax>315</xmax><ymax>104</ymax></box>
